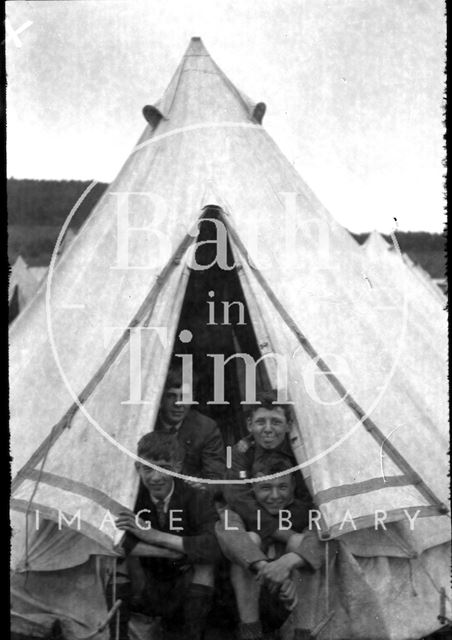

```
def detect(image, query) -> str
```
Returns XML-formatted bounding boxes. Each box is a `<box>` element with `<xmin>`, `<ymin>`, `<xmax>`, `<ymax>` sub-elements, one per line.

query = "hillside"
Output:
<box><xmin>7</xmin><ymin>179</ymin><xmax>446</xmax><ymax>279</ymax></box>
<box><xmin>8</xmin><ymin>178</ymin><xmax>109</xmax><ymax>267</ymax></box>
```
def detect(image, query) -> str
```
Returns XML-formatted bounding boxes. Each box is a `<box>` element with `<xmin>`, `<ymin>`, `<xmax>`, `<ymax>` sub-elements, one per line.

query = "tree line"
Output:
<box><xmin>7</xmin><ymin>179</ymin><xmax>446</xmax><ymax>279</ymax></box>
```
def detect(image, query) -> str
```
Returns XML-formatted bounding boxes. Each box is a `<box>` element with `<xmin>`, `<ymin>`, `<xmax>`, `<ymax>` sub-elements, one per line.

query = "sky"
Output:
<box><xmin>6</xmin><ymin>0</ymin><xmax>446</xmax><ymax>232</ymax></box>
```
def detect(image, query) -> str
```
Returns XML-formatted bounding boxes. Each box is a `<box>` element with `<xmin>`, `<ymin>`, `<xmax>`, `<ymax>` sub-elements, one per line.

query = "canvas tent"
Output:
<box><xmin>9</xmin><ymin>229</ymin><xmax>76</xmax><ymax>324</ymax></box>
<box><xmin>404</xmin><ymin>258</ymin><xmax>446</xmax><ymax>306</ymax></box>
<box><xmin>29</xmin><ymin>266</ymin><xmax>49</xmax><ymax>284</ymax></box>
<box><xmin>362</xmin><ymin>230</ymin><xmax>446</xmax><ymax>311</ymax></box>
<box><xmin>56</xmin><ymin>227</ymin><xmax>77</xmax><ymax>259</ymax></box>
<box><xmin>10</xmin><ymin>38</ymin><xmax>450</xmax><ymax>640</ymax></box>
<box><xmin>8</xmin><ymin>256</ymin><xmax>45</xmax><ymax>323</ymax></box>
<box><xmin>433</xmin><ymin>278</ymin><xmax>446</xmax><ymax>294</ymax></box>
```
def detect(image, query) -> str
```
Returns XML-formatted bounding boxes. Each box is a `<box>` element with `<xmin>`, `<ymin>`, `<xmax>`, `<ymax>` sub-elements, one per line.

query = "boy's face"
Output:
<box><xmin>247</xmin><ymin>406</ymin><xmax>290</xmax><ymax>450</ymax></box>
<box><xmin>160</xmin><ymin>386</ymin><xmax>191</xmax><ymax>426</ymax></box>
<box><xmin>253</xmin><ymin>475</ymin><xmax>295</xmax><ymax>514</ymax></box>
<box><xmin>136</xmin><ymin>458</ymin><xmax>175</xmax><ymax>499</ymax></box>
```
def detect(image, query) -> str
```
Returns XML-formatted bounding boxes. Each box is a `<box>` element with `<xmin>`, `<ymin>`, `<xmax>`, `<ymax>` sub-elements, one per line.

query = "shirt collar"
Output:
<box><xmin>150</xmin><ymin>480</ymin><xmax>175</xmax><ymax>513</ymax></box>
<box><xmin>159</xmin><ymin>414</ymin><xmax>183</xmax><ymax>433</ymax></box>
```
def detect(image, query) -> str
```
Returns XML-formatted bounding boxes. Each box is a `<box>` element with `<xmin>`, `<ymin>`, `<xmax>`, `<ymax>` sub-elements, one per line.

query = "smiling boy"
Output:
<box><xmin>115</xmin><ymin>432</ymin><xmax>221</xmax><ymax>640</ymax></box>
<box><xmin>217</xmin><ymin>457</ymin><xmax>323</xmax><ymax>640</ymax></box>
<box><xmin>223</xmin><ymin>390</ymin><xmax>314</xmax><ymax>541</ymax></box>
<box><xmin>154</xmin><ymin>364</ymin><xmax>225</xmax><ymax>486</ymax></box>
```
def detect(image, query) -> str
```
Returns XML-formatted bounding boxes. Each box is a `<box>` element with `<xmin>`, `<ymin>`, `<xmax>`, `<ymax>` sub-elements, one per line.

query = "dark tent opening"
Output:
<box><xmin>168</xmin><ymin>206</ymin><xmax>271</xmax><ymax>446</ymax></box>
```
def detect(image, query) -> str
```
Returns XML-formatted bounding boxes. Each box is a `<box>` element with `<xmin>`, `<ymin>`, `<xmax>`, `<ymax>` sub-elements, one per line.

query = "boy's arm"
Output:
<box><xmin>258</xmin><ymin>532</ymin><xmax>329</xmax><ymax>588</ymax></box>
<box><xmin>257</xmin><ymin>551</ymin><xmax>305</xmax><ymax>589</ymax></box>
<box><xmin>285</xmin><ymin>530</ymin><xmax>325</xmax><ymax>571</ymax></box>
<box><xmin>137</xmin><ymin>529</ymin><xmax>185</xmax><ymax>553</ymax></box>
<box><xmin>272</xmin><ymin>500</ymin><xmax>324</xmax><ymax>571</ymax></box>
<box><xmin>270</xmin><ymin>498</ymin><xmax>310</xmax><ymax>543</ymax></box>
<box><xmin>223</xmin><ymin>446</ymin><xmax>281</xmax><ymax>540</ymax></box>
<box><xmin>127</xmin><ymin>542</ymin><xmax>184</xmax><ymax>558</ymax></box>
<box><xmin>182</xmin><ymin>490</ymin><xmax>222</xmax><ymax>564</ymax></box>
<box><xmin>215</xmin><ymin>508</ymin><xmax>268</xmax><ymax>570</ymax></box>
<box><xmin>200</xmin><ymin>423</ymin><xmax>226</xmax><ymax>480</ymax></box>
<box><xmin>116</xmin><ymin>495</ymin><xmax>220</xmax><ymax>564</ymax></box>
<box><xmin>117</xmin><ymin>511</ymin><xmax>186</xmax><ymax>554</ymax></box>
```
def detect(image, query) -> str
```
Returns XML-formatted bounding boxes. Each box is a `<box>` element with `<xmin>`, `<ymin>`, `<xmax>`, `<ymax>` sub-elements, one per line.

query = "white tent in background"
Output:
<box><xmin>9</xmin><ymin>229</ymin><xmax>77</xmax><ymax>324</ymax></box>
<box><xmin>403</xmin><ymin>254</ymin><xmax>446</xmax><ymax>306</ymax></box>
<box><xmin>363</xmin><ymin>230</ymin><xmax>446</xmax><ymax>310</ymax></box>
<box><xmin>29</xmin><ymin>266</ymin><xmax>48</xmax><ymax>284</ymax></box>
<box><xmin>56</xmin><ymin>227</ymin><xmax>77</xmax><ymax>258</ymax></box>
<box><xmin>9</xmin><ymin>256</ymin><xmax>44</xmax><ymax>322</ymax></box>
<box><xmin>362</xmin><ymin>230</ymin><xmax>447</xmax><ymax>341</ymax></box>
<box><xmin>10</xmin><ymin>38</ymin><xmax>450</xmax><ymax>640</ymax></box>
<box><xmin>433</xmin><ymin>277</ymin><xmax>447</xmax><ymax>294</ymax></box>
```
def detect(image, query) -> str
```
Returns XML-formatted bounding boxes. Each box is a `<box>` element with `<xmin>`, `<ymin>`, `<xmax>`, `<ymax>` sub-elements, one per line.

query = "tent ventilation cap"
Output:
<box><xmin>143</xmin><ymin>105</ymin><xmax>165</xmax><ymax>128</ymax></box>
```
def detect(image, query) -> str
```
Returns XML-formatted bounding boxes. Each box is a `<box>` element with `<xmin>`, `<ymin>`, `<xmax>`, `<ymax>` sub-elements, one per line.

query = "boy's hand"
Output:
<box><xmin>272</xmin><ymin>528</ymin><xmax>295</xmax><ymax>544</ymax></box>
<box><xmin>116</xmin><ymin>510</ymin><xmax>160</xmax><ymax>544</ymax></box>
<box><xmin>285</xmin><ymin>532</ymin><xmax>305</xmax><ymax>552</ymax></box>
<box><xmin>259</xmin><ymin>552</ymin><xmax>304</xmax><ymax>589</ymax></box>
<box><xmin>279</xmin><ymin>578</ymin><xmax>298</xmax><ymax>611</ymax></box>
<box><xmin>250</xmin><ymin>559</ymin><xmax>268</xmax><ymax>584</ymax></box>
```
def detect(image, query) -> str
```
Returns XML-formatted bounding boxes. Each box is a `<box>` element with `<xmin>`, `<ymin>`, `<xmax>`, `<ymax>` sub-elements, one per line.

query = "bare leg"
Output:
<box><xmin>230</xmin><ymin>562</ymin><xmax>261</xmax><ymax>624</ymax></box>
<box><xmin>229</xmin><ymin>531</ymin><xmax>265</xmax><ymax>640</ymax></box>
<box><xmin>191</xmin><ymin>563</ymin><xmax>215</xmax><ymax>587</ymax></box>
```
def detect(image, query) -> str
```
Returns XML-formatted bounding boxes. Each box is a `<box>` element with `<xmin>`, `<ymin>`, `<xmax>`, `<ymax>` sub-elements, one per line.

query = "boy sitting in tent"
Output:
<box><xmin>152</xmin><ymin>362</ymin><xmax>225</xmax><ymax>489</ymax></box>
<box><xmin>115</xmin><ymin>432</ymin><xmax>222</xmax><ymax>640</ymax></box>
<box><xmin>223</xmin><ymin>390</ymin><xmax>314</xmax><ymax>537</ymax></box>
<box><xmin>217</xmin><ymin>456</ymin><xmax>324</xmax><ymax>640</ymax></box>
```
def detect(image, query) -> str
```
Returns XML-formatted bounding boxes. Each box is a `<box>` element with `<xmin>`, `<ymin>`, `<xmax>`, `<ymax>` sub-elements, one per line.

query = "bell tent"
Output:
<box><xmin>10</xmin><ymin>38</ymin><xmax>450</xmax><ymax>640</ymax></box>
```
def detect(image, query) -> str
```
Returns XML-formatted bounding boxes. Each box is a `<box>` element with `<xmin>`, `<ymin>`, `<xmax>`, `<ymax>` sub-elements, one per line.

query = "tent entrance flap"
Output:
<box><xmin>168</xmin><ymin>206</ymin><xmax>271</xmax><ymax>446</ymax></box>
<box><xmin>220</xmin><ymin>211</ymin><xmax>448</xmax><ymax>531</ymax></box>
<box><xmin>11</xmin><ymin>205</ymin><xmax>274</xmax><ymax>555</ymax></box>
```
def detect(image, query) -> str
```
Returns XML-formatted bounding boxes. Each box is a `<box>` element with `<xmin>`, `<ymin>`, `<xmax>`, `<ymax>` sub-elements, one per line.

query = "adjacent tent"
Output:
<box><xmin>8</xmin><ymin>229</ymin><xmax>76</xmax><ymax>324</ymax></box>
<box><xmin>362</xmin><ymin>230</ymin><xmax>446</xmax><ymax>311</ymax></box>
<box><xmin>56</xmin><ymin>227</ymin><xmax>77</xmax><ymax>259</ymax></box>
<box><xmin>8</xmin><ymin>256</ymin><xmax>44</xmax><ymax>322</ymax></box>
<box><xmin>29</xmin><ymin>266</ymin><xmax>48</xmax><ymax>284</ymax></box>
<box><xmin>433</xmin><ymin>277</ymin><xmax>447</xmax><ymax>294</ymax></box>
<box><xmin>10</xmin><ymin>38</ymin><xmax>450</xmax><ymax>639</ymax></box>
<box><xmin>403</xmin><ymin>256</ymin><xmax>446</xmax><ymax>306</ymax></box>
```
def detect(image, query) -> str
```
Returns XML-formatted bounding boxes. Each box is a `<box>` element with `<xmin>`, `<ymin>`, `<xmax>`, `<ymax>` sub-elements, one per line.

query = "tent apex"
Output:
<box><xmin>363</xmin><ymin>230</ymin><xmax>391</xmax><ymax>252</ymax></box>
<box><xmin>184</xmin><ymin>36</ymin><xmax>210</xmax><ymax>57</ymax></box>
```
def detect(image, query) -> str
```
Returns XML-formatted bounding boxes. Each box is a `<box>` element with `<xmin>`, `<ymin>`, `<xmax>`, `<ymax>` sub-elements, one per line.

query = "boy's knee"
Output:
<box><xmin>286</xmin><ymin>532</ymin><xmax>304</xmax><ymax>553</ymax></box>
<box><xmin>247</xmin><ymin>531</ymin><xmax>262</xmax><ymax>547</ymax></box>
<box><xmin>192</xmin><ymin>564</ymin><xmax>215</xmax><ymax>587</ymax></box>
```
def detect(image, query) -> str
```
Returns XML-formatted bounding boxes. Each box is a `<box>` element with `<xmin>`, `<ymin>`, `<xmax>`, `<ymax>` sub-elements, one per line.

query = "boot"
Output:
<box><xmin>238</xmin><ymin>620</ymin><xmax>263</xmax><ymax>640</ymax></box>
<box><xmin>183</xmin><ymin>583</ymin><xmax>214</xmax><ymax>640</ymax></box>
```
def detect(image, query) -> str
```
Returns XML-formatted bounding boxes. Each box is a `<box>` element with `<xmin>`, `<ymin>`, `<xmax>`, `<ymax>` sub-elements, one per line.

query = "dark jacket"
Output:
<box><xmin>123</xmin><ymin>478</ymin><xmax>222</xmax><ymax>578</ymax></box>
<box><xmin>240</xmin><ymin>497</ymin><xmax>310</xmax><ymax>538</ymax></box>
<box><xmin>155</xmin><ymin>409</ymin><xmax>225</xmax><ymax>481</ymax></box>
<box><xmin>223</xmin><ymin>434</ymin><xmax>314</xmax><ymax>540</ymax></box>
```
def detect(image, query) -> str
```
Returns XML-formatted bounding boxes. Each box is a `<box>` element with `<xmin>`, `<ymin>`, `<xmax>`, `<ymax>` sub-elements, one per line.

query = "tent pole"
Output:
<box><xmin>12</xmin><ymin>227</ymin><xmax>198</xmax><ymax>493</ymax></box>
<box><xmin>223</xmin><ymin>215</ymin><xmax>448</xmax><ymax>516</ymax></box>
